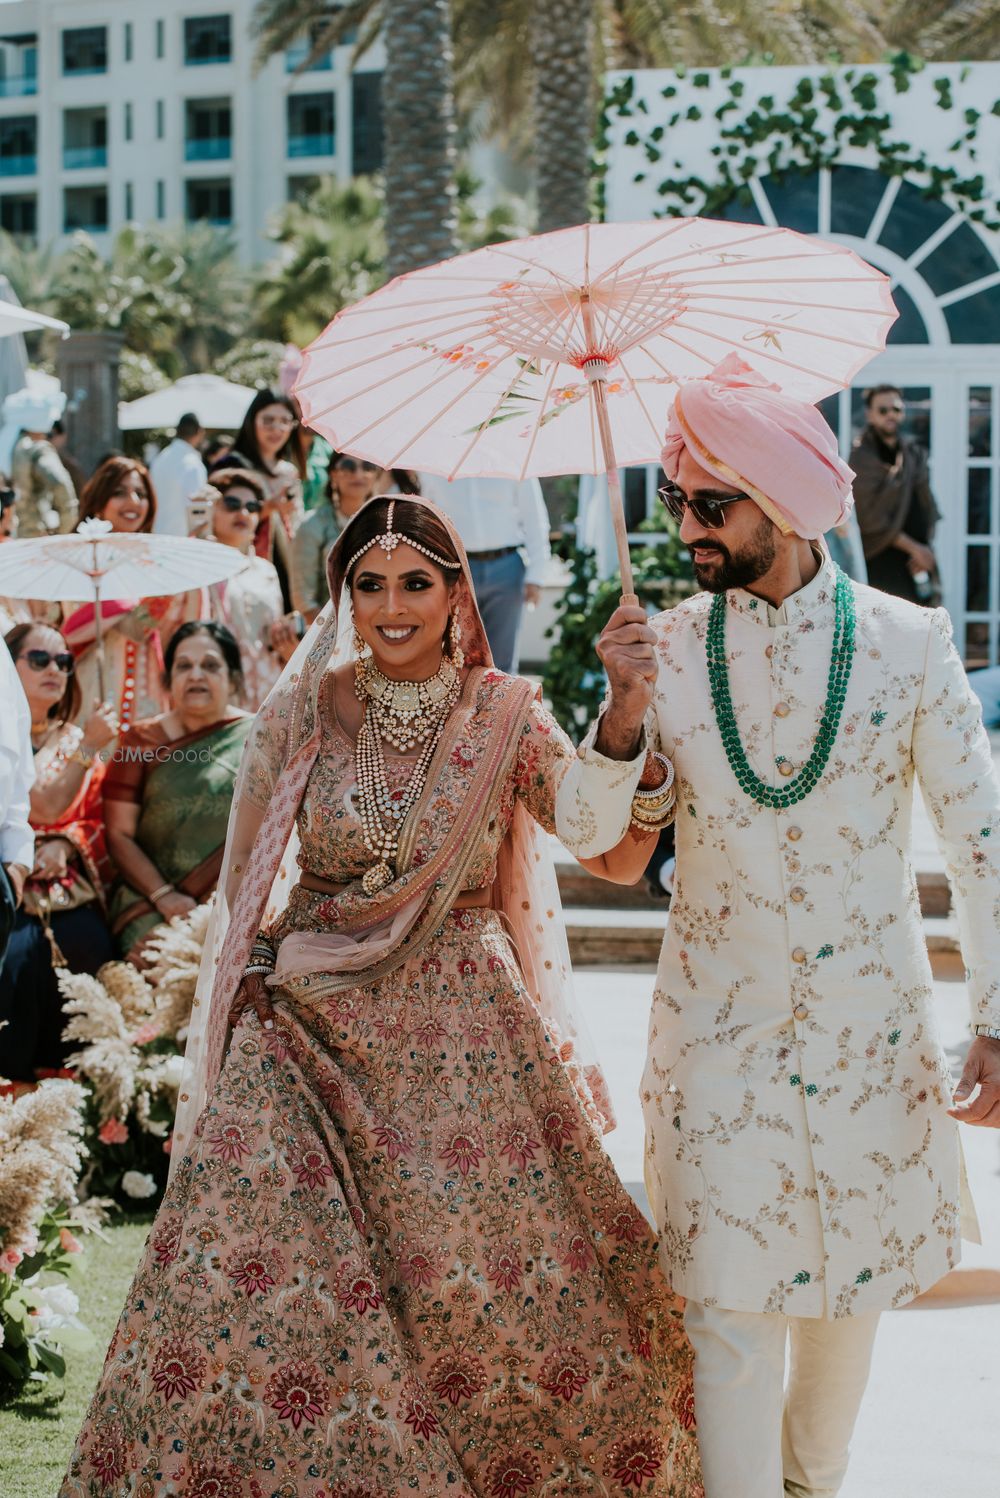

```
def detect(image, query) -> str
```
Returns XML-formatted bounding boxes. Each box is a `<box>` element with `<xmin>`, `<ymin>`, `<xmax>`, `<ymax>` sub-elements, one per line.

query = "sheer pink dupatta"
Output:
<box><xmin>172</xmin><ymin>498</ymin><xmax>612</xmax><ymax>1174</ymax></box>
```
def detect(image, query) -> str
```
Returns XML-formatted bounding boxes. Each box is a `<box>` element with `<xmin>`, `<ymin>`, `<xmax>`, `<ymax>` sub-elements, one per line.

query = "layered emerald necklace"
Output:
<box><xmin>706</xmin><ymin>565</ymin><xmax>855</xmax><ymax>809</ymax></box>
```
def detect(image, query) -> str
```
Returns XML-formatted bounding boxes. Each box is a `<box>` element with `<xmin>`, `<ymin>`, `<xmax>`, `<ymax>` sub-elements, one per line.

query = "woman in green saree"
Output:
<box><xmin>104</xmin><ymin>621</ymin><xmax>252</xmax><ymax>960</ymax></box>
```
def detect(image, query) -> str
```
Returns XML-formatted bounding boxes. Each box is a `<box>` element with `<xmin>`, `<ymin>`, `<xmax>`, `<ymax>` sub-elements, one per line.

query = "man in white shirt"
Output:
<box><xmin>150</xmin><ymin>412</ymin><xmax>207</xmax><ymax>535</ymax></box>
<box><xmin>0</xmin><ymin>636</ymin><xmax>34</xmax><ymax>961</ymax></box>
<box><xmin>420</xmin><ymin>475</ymin><xmax>551</xmax><ymax>672</ymax></box>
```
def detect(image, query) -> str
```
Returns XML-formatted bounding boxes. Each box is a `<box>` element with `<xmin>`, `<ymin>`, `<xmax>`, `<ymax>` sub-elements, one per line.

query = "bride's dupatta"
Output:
<box><xmin>172</xmin><ymin>497</ymin><xmax>610</xmax><ymax>1173</ymax></box>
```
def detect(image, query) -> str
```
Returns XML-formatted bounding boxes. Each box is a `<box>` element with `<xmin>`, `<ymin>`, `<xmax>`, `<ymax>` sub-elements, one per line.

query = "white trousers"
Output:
<box><xmin>685</xmin><ymin>1302</ymin><xmax>881</xmax><ymax>1498</ymax></box>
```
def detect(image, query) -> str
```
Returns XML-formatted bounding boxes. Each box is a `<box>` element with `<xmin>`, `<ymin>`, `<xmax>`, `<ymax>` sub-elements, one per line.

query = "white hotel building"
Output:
<box><xmin>0</xmin><ymin>0</ymin><xmax>385</xmax><ymax>262</ymax></box>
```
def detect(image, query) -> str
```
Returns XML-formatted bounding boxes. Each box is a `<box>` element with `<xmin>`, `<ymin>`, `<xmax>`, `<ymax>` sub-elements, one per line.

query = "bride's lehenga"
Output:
<box><xmin>62</xmin><ymin>515</ymin><xmax>701</xmax><ymax>1498</ymax></box>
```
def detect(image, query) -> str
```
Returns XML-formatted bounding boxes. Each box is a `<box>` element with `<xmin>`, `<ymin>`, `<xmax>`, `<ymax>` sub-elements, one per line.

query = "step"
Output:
<box><xmin>566</xmin><ymin>906</ymin><xmax>962</xmax><ymax>976</ymax></box>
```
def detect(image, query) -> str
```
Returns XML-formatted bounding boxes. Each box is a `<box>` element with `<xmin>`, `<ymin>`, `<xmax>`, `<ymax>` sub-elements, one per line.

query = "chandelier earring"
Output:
<box><xmin>447</xmin><ymin>612</ymin><xmax>465</xmax><ymax>671</ymax></box>
<box><xmin>352</xmin><ymin>624</ymin><xmax>370</xmax><ymax>693</ymax></box>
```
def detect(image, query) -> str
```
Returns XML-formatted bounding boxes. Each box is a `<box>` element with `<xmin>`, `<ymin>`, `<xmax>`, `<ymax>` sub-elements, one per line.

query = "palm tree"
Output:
<box><xmin>531</xmin><ymin>0</ymin><xmax>597</xmax><ymax>231</ymax></box>
<box><xmin>251</xmin><ymin>0</ymin><xmax>459</xmax><ymax>276</ymax></box>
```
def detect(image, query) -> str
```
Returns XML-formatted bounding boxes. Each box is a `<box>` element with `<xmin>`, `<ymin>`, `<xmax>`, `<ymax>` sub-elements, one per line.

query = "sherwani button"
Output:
<box><xmin>787</xmin><ymin>825</ymin><xmax>802</xmax><ymax>841</ymax></box>
<box><xmin>779</xmin><ymin>762</ymin><xmax>795</xmax><ymax>777</ymax></box>
<box><xmin>792</xmin><ymin>947</ymin><xmax>807</xmax><ymax>964</ymax></box>
<box><xmin>774</xmin><ymin>701</ymin><xmax>791</xmax><ymax>718</ymax></box>
<box><xmin>790</xmin><ymin>886</ymin><xmax>806</xmax><ymax>903</ymax></box>
<box><xmin>765</xmin><ymin>644</ymin><xmax>774</xmax><ymax>660</ymax></box>
<box><xmin>793</xmin><ymin>1003</ymin><xmax>810</xmax><ymax>1020</ymax></box>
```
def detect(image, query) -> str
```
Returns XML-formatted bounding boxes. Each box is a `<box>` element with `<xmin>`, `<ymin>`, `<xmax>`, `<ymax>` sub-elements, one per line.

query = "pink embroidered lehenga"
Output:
<box><xmin>61</xmin><ymin>502</ymin><xmax>701</xmax><ymax>1498</ymax></box>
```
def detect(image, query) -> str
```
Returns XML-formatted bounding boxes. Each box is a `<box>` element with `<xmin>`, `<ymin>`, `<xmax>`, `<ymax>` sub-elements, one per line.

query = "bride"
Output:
<box><xmin>61</xmin><ymin>496</ymin><xmax>702</xmax><ymax>1496</ymax></box>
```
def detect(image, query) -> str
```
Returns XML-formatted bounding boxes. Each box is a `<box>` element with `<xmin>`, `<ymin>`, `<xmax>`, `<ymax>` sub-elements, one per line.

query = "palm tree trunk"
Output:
<box><xmin>383</xmin><ymin>0</ymin><xmax>460</xmax><ymax>276</ymax></box>
<box><xmin>532</xmin><ymin>0</ymin><xmax>596</xmax><ymax>232</ymax></box>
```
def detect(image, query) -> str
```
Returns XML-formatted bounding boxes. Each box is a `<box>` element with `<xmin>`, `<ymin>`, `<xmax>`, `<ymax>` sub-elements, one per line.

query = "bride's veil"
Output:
<box><xmin>171</xmin><ymin>496</ymin><xmax>614</xmax><ymax>1176</ymax></box>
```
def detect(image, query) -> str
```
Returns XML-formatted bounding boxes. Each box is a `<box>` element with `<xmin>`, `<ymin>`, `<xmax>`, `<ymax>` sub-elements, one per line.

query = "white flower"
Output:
<box><xmin>29</xmin><ymin>1281</ymin><xmax>80</xmax><ymax>1328</ymax></box>
<box><xmin>75</xmin><ymin>516</ymin><xmax>114</xmax><ymax>538</ymax></box>
<box><xmin>158</xmin><ymin>1053</ymin><xmax>186</xmax><ymax>1089</ymax></box>
<box><xmin>121</xmin><ymin>1169</ymin><xmax>157</xmax><ymax>1199</ymax></box>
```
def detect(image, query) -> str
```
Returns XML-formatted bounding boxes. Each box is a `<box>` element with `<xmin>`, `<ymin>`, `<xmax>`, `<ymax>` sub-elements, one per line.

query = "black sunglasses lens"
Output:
<box><xmin>25</xmin><ymin>650</ymin><xmax>74</xmax><ymax>672</ymax></box>
<box><xmin>693</xmin><ymin>500</ymin><xmax>727</xmax><ymax>529</ymax></box>
<box><xmin>57</xmin><ymin>654</ymin><xmax>75</xmax><ymax>672</ymax></box>
<box><xmin>657</xmin><ymin>486</ymin><xmax>685</xmax><ymax>522</ymax></box>
<box><xmin>222</xmin><ymin>495</ymin><xmax>261</xmax><ymax>513</ymax></box>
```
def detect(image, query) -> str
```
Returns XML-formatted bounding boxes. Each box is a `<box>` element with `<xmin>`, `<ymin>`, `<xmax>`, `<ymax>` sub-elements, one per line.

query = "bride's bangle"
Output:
<box><xmin>635</xmin><ymin>751</ymin><xmax>674</xmax><ymax>797</ymax></box>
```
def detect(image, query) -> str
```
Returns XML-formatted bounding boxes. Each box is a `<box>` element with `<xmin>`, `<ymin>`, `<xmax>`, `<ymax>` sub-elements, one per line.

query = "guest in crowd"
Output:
<box><xmin>421</xmin><ymin>474</ymin><xmax>551</xmax><ymax>672</ymax></box>
<box><xmin>62</xmin><ymin>458</ymin><xmax>202</xmax><ymax>735</ymax></box>
<box><xmin>5</xmin><ymin>384</ymin><xmax>77</xmax><ymax>537</ymax></box>
<box><xmin>0</xmin><ymin>623</ymin><xmax>117</xmax><ymax>1083</ymax></box>
<box><xmin>300</xmin><ymin>426</ymin><xmax>333</xmax><ymax>512</ymax></box>
<box><xmin>198</xmin><ymin>469</ymin><xmax>301</xmax><ymax>709</ymax></box>
<box><xmin>851</xmin><ymin>384</ymin><xmax>940</xmax><ymax>604</ymax></box>
<box><xmin>209</xmin><ymin>389</ymin><xmax>305</xmax><ymax>612</ymax></box>
<box><xmin>0</xmin><ymin>484</ymin><xmax>31</xmax><ymax>635</ymax></box>
<box><xmin>103</xmin><ymin>621</ymin><xmax>252</xmax><ymax>962</ymax></box>
<box><xmin>150</xmin><ymin>411</ymin><xmax>207</xmax><ymax>536</ymax></box>
<box><xmin>0</xmin><ymin>630</ymin><xmax>33</xmax><ymax>973</ymax></box>
<box><xmin>49</xmin><ymin>419</ymin><xmax>87</xmax><ymax>500</ymax></box>
<box><xmin>201</xmin><ymin>434</ymin><xmax>233</xmax><ymax>469</ymax></box>
<box><xmin>290</xmin><ymin>452</ymin><xmax>382</xmax><ymax>623</ymax></box>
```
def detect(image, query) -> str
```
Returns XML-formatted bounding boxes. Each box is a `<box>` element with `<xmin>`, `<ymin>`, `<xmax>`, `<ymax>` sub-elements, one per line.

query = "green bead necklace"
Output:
<box><xmin>706</xmin><ymin>565</ymin><xmax>855</xmax><ymax>809</ymax></box>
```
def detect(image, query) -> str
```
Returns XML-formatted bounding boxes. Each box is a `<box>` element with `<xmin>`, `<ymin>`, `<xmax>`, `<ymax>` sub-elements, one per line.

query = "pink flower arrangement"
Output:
<box><xmin>98</xmin><ymin>1117</ymin><xmax>129</xmax><ymax>1145</ymax></box>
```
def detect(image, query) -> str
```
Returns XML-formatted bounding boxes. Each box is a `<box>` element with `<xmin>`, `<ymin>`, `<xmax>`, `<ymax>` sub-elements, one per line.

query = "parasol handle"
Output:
<box><xmin>585</xmin><ymin>363</ymin><xmax>637</xmax><ymax>606</ymax></box>
<box><xmin>91</xmin><ymin>544</ymin><xmax>106</xmax><ymax>702</ymax></box>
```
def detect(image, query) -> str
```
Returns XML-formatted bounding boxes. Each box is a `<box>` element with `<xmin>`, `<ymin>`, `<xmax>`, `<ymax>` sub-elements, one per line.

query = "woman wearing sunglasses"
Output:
<box><xmin>209</xmin><ymin>389</ymin><xmax>307</xmax><ymax>613</ymax></box>
<box><xmin>290</xmin><ymin>451</ymin><xmax>384</xmax><ymax>624</ymax></box>
<box><xmin>195</xmin><ymin>470</ymin><xmax>301</xmax><ymax>710</ymax></box>
<box><xmin>0</xmin><ymin>623</ymin><xmax>117</xmax><ymax>1084</ymax></box>
<box><xmin>62</xmin><ymin>457</ymin><xmax>203</xmax><ymax>736</ymax></box>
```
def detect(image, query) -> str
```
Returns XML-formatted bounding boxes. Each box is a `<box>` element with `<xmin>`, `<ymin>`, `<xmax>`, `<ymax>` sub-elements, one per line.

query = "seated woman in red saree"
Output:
<box><xmin>104</xmin><ymin>621</ymin><xmax>252</xmax><ymax>961</ymax></box>
<box><xmin>61</xmin><ymin>499</ymin><xmax>702</xmax><ymax>1497</ymax></box>
<box><xmin>0</xmin><ymin>622</ymin><xmax>116</xmax><ymax>1084</ymax></box>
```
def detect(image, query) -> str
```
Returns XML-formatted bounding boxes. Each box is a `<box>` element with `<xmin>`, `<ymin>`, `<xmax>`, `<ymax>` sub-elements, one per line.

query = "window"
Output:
<box><xmin>0</xmin><ymin>33</ymin><xmax>38</xmax><ymax>97</ymax></box>
<box><xmin>185</xmin><ymin>99</ymin><xmax>232</xmax><ymax>161</ymax></box>
<box><xmin>124</xmin><ymin>21</ymin><xmax>133</xmax><ymax>62</ymax></box>
<box><xmin>0</xmin><ymin>192</ymin><xmax>36</xmax><ymax>238</ymax></box>
<box><xmin>184</xmin><ymin>15</ymin><xmax>232</xmax><ymax>66</ymax></box>
<box><xmin>287</xmin><ymin>93</ymin><xmax>334</xmax><ymax>157</ymax></box>
<box><xmin>62</xmin><ymin>26</ymin><xmax>108</xmax><ymax>75</ymax></box>
<box><xmin>156</xmin><ymin>19</ymin><xmax>165</xmax><ymax>59</ymax></box>
<box><xmin>124</xmin><ymin>102</ymin><xmax>133</xmax><ymax>141</ymax></box>
<box><xmin>63</xmin><ymin>108</ymin><xmax>108</xmax><ymax>171</ymax></box>
<box><xmin>156</xmin><ymin>100</ymin><xmax>165</xmax><ymax>139</ymax></box>
<box><xmin>0</xmin><ymin>115</ymin><xmax>36</xmax><ymax>175</ymax></box>
<box><xmin>125</xmin><ymin>181</ymin><xmax>134</xmax><ymax>219</ymax></box>
<box><xmin>186</xmin><ymin>177</ymin><xmax>231</xmax><ymax>225</ymax></box>
<box><xmin>64</xmin><ymin>185</ymin><xmax>109</xmax><ymax>232</ymax></box>
<box><xmin>286</xmin><ymin>14</ymin><xmax>337</xmax><ymax>72</ymax></box>
<box><xmin>351</xmin><ymin>72</ymin><xmax>382</xmax><ymax>175</ymax></box>
<box><xmin>156</xmin><ymin>179</ymin><xmax>166</xmax><ymax>219</ymax></box>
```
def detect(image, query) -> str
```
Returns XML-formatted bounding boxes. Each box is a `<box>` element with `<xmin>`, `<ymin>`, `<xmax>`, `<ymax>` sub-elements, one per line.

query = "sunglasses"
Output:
<box><xmin>258</xmin><ymin>414</ymin><xmax>296</xmax><ymax>429</ymax></box>
<box><xmin>220</xmin><ymin>493</ymin><xmax>263</xmax><ymax>514</ymax></box>
<box><xmin>23</xmin><ymin>649</ymin><xmax>75</xmax><ymax>673</ymax></box>
<box><xmin>657</xmin><ymin>481</ymin><xmax>748</xmax><ymax>529</ymax></box>
<box><xmin>334</xmin><ymin>458</ymin><xmax>379</xmax><ymax>474</ymax></box>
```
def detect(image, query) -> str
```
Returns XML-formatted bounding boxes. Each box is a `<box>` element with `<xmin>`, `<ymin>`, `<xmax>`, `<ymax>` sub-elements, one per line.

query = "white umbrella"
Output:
<box><xmin>0</xmin><ymin>518</ymin><xmax>247</xmax><ymax>696</ymax></box>
<box><xmin>0</xmin><ymin>300</ymin><xmax>69</xmax><ymax>340</ymax></box>
<box><xmin>118</xmin><ymin>373</ymin><xmax>257</xmax><ymax>431</ymax></box>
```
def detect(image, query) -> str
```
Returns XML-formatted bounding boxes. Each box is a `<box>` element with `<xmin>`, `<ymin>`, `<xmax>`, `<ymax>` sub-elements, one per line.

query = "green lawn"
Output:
<box><xmin>0</xmin><ymin>1215</ymin><xmax>151</xmax><ymax>1498</ymax></box>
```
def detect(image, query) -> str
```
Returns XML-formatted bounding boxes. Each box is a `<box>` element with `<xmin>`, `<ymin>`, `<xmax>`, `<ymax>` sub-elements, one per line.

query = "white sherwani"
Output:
<box><xmin>558</xmin><ymin>555</ymin><xmax>1000</xmax><ymax>1319</ymax></box>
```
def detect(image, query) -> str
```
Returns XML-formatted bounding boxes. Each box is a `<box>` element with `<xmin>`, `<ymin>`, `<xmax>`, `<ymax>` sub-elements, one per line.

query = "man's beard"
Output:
<box><xmin>688</xmin><ymin>514</ymin><xmax>778</xmax><ymax>593</ymax></box>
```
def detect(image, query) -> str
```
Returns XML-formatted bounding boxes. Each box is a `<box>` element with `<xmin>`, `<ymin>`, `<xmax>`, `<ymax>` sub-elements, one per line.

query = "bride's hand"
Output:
<box><xmin>228</xmin><ymin>973</ymin><xmax>275</xmax><ymax>1031</ymax></box>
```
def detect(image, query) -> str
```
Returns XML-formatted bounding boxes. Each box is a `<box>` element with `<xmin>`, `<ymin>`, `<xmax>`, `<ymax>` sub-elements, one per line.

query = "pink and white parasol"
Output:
<box><xmin>295</xmin><ymin>219</ymin><xmax>896</xmax><ymax>597</ymax></box>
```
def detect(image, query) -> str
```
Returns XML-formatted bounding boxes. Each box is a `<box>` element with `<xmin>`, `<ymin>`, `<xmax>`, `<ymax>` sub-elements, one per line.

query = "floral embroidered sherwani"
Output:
<box><xmin>559</xmin><ymin>554</ymin><xmax>1000</xmax><ymax>1319</ymax></box>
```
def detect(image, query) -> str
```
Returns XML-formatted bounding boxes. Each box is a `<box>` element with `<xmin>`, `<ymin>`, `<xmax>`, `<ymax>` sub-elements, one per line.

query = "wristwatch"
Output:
<box><xmin>973</xmin><ymin>1024</ymin><xmax>1000</xmax><ymax>1041</ymax></box>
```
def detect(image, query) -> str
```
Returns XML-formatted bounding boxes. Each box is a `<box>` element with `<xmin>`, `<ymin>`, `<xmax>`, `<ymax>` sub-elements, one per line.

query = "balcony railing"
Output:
<box><xmin>0</xmin><ymin>75</ymin><xmax>37</xmax><ymax>97</ymax></box>
<box><xmin>185</xmin><ymin>51</ymin><xmax>230</xmax><ymax>67</ymax></box>
<box><xmin>286</xmin><ymin>44</ymin><xmax>333</xmax><ymax>72</ymax></box>
<box><xmin>0</xmin><ymin>154</ymin><xmax>37</xmax><ymax>176</ymax></box>
<box><xmin>288</xmin><ymin>132</ymin><xmax>334</xmax><ymax>158</ymax></box>
<box><xmin>63</xmin><ymin>145</ymin><xmax>108</xmax><ymax>170</ymax></box>
<box><xmin>185</xmin><ymin>138</ymin><xmax>232</xmax><ymax>162</ymax></box>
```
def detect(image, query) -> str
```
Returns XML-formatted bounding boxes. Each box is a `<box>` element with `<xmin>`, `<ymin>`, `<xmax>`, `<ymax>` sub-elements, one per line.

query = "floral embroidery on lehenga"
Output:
<box><xmin>61</xmin><ymin>676</ymin><xmax>702</xmax><ymax>1497</ymax></box>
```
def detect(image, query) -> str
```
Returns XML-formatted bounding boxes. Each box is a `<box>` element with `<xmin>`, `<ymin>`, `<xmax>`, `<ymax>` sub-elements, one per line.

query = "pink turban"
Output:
<box><xmin>661</xmin><ymin>354</ymin><xmax>854</xmax><ymax>540</ymax></box>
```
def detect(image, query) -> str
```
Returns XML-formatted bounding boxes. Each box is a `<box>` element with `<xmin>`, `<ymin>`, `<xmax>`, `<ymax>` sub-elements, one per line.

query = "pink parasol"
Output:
<box><xmin>294</xmin><ymin>219</ymin><xmax>896</xmax><ymax>599</ymax></box>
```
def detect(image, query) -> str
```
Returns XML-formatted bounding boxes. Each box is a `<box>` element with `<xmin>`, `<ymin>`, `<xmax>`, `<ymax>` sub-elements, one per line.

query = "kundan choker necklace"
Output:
<box><xmin>355</xmin><ymin>654</ymin><xmax>461</xmax><ymax>751</ymax></box>
<box><xmin>354</xmin><ymin>653</ymin><xmax>461</xmax><ymax>894</ymax></box>
<box><xmin>706</xmin><ymin>564</ymin><xmax>855</xmax><ymax>809</ymax></box>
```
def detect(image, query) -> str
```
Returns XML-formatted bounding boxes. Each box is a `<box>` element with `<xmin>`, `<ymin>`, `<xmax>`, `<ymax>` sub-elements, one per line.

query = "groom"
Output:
<box><xmin>557</xmin><ymin>355</ymin><xmax>1000</xmax><ymax>1497</ymax></box>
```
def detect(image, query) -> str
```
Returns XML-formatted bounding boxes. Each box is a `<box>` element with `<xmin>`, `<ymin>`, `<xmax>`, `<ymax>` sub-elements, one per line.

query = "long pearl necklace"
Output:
<box><xmin>355</xmin><ymin>657</ymin><xmax>461</xmax><ymax>895</ymax></box>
